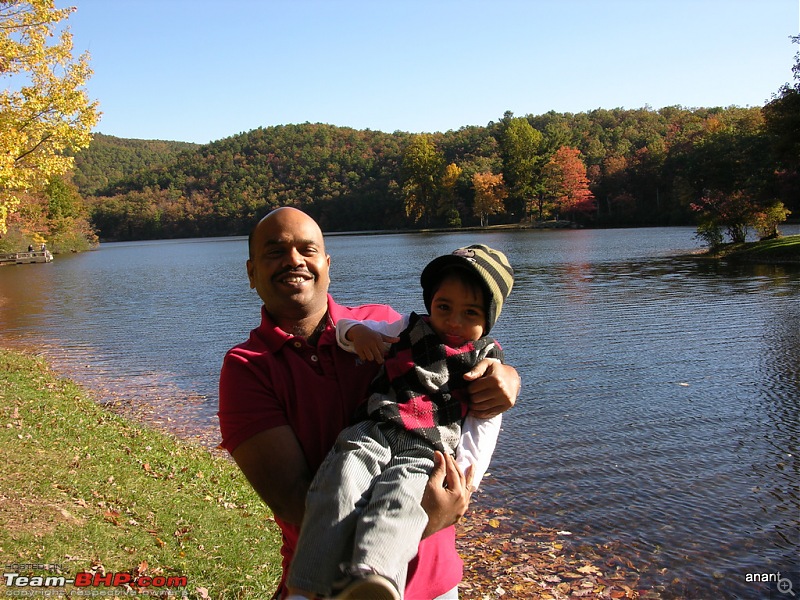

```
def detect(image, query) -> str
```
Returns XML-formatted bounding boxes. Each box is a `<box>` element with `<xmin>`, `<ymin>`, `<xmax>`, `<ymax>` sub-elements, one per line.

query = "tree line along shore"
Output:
<box><xmin>3</xmin><ymin>95</ymin><xmax>799</xmax><ymax>255</ymax></box>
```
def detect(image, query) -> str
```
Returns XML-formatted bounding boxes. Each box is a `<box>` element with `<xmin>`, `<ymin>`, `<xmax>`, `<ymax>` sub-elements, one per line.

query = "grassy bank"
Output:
<box><xmin>0</xmin><ymin>348</ymin><xmax>282</xmax><ymax>599</ymax></box>
<box><xmin>702</xmin><ymin>234</ymin><xmax>800</xmax><ymax>263</ymax></box>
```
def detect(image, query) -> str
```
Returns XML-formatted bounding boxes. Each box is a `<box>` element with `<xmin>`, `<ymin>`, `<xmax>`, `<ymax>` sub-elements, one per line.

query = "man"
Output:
<box><xmin>218</xmin><ymin>207</ymin><xmax>521</xmax><ymax>599</ymax></box>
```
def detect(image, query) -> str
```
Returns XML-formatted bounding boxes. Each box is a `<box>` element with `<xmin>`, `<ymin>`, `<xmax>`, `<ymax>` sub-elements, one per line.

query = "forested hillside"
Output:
<box><xmin>69</xmin><ymin>134</ymin><xmax>198</xmax><ymax>195</ymax></box>
<box><xmin>76</xmin><ymin>102</ymin><xmax>797</xmax><ymax>242</ymax></box>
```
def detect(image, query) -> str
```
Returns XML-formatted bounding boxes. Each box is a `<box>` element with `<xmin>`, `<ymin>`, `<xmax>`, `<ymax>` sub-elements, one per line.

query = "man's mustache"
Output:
<box><xmin>274</xmin><ymin>266</ymin><xmax>314</xmax><ymax>279</ymax></box>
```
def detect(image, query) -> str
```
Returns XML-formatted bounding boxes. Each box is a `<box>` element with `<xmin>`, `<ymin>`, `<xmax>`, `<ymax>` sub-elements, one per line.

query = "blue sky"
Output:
<box><xmin>65</xmin><ymin>0</ymin><xmax>798</xmax><ymax>144</ymax></box>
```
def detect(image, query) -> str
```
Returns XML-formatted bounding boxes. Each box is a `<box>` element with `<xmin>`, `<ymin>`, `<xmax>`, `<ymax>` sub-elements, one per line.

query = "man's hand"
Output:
<box><xmin>347</xmin><ymin>324</ymin><xmax>399</xmax><ymax>364</ymax></box>
<box><xmin>463</xmin><ymin>358</ymin><xmax>521</xmax><ymax>419</ymax></box>
<box><xmin>420</xmin><ymin>451</ymin><xmax>473</xmax><ymax>538</ymax></box>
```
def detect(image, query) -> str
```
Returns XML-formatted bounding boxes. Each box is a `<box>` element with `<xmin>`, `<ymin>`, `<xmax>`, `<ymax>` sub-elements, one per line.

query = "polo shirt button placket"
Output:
<box><xmin>291</xmin><ymin>338</ymin><xmax>322</xmax><ymax>372</ymax></box>
<box><xmin>306</xmin><ymin>350</ymin><xmax>322</xmax><ymax>372</ymax></box>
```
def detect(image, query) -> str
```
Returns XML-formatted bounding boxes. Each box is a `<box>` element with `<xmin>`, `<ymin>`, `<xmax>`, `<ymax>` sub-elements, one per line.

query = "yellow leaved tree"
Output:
<box><xmin>472</xmin><ymin>172</ymin><xmax>507</xmax><ymax>227</ymax></box>
<box><xmin>0</xmin><ymin>0</ymin><xmax>99</xmax><ymax>234</ymax></box>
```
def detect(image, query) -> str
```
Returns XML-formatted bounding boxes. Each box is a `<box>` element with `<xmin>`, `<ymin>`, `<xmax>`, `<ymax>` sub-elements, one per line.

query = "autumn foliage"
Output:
<box><xmin>472</xmin><ymin>172</ymin><xmax>507</xmax><ymax>226</ymax></box>
<box><xmin>542</xmin><ymin>146</ymin><xmax>595</xmax><ymax>220</ymax></box>
<box><xmin>3</xmin><ymin>7</ymin><xmax>798</xmax><ymax>246</ymax></box>
<box><xmin>0</xmin><ymin>0</ymin><xmax>99</xmax><ymax>236</ymax></box>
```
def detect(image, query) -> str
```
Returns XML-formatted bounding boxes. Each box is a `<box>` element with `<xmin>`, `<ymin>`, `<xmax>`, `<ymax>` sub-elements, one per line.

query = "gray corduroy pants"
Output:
<box><xmin>288</xmin><ymin>419</ymin><xmax>435</xmax><ymax>598</ymax></box>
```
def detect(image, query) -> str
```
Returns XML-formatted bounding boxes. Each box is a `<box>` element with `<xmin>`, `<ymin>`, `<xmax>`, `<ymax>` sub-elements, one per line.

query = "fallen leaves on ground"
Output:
<box><xmin>457</xmin><ymin>507</ymin><xmax>646</xmax><ymax>599</ymax></box>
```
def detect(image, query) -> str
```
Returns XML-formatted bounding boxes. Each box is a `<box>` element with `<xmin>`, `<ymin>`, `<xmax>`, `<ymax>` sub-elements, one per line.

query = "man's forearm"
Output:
<box><xmin>229</xmin><ymin>426</ymin><xmax>313</xmax><ymax>526</ymax></box>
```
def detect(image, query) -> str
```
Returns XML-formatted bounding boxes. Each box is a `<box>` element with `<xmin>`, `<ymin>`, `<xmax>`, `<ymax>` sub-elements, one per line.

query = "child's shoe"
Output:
<box><xmin>335</xmin><ymin>573</ymin><xmax>400</xmax><ymax>600</ymax></box>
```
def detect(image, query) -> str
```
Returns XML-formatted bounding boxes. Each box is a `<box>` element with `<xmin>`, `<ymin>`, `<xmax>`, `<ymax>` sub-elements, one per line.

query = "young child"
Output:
<box><xmin>287</xmin><ymin>244</ymin><xmax>514</xmax><ymax>600</ymax></box>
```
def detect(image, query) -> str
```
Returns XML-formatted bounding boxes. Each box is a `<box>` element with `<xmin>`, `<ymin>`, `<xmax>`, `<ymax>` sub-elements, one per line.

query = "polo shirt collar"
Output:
<box><xmin>257</xmin><ymin>294</ymin><xmax>343</xmax><ymax>352</ymax></box>
<box><xmin>326</xmin><ymin>293</ymin><xmax>352</xmax><ymax>325</ymax></box>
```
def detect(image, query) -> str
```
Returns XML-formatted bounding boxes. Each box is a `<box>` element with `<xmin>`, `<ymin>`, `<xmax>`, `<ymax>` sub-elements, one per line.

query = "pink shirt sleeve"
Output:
<box><xmin>218</xmin><ymin>346</ymin><xmax>288</xmax><ymax>453</ymax></box>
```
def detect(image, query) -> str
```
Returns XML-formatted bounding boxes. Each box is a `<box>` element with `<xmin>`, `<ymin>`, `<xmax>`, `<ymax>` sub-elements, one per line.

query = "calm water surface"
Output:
<box><xmin>1</xmin><ymin>226</ymin><xmax>798</xmax><ymax>599</ymax></box>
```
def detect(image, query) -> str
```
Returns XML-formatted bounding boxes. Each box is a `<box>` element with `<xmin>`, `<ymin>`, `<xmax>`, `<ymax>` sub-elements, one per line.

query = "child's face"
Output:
<box><xmin>428</xmin><ymin>275</ymin><xmax>487</xmax><ymax>347</ymax></box>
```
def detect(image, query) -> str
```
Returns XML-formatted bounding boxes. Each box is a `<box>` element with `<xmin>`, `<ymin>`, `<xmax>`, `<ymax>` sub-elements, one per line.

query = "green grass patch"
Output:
<box><xmin>0</xmin><ymin>348</ymin><xmax>282</xmax><ymax>599</ymax></box>
<box><xmin>705</xmin><ymin>234</ymin><xmax>800</xmax><ymax>262</ymax></box>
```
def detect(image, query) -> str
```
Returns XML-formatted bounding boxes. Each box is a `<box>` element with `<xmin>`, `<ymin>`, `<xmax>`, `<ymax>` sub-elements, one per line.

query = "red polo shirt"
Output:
<box><xmin>218</xmin><ymin>294</ymin><xmax>462</xmax><ymax>599</ymax></box>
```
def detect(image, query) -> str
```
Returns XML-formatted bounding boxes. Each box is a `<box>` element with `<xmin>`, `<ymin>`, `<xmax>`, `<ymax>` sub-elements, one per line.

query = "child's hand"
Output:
<box><xmin>347</xmin><ymin>324</ymin><xmax>399</xmax><ymax>364</ymax></box>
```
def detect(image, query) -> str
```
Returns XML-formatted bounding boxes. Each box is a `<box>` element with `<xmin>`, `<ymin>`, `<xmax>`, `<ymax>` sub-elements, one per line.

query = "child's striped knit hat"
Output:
<box><xmin>420</xmin><ymin>244</ymin><xmax>514</xmax><ymax>334</ymax></box>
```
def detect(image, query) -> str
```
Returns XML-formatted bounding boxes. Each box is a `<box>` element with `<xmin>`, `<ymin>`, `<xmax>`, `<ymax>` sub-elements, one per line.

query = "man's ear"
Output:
<box><xmin>246</xmin><ymin>259</ymin><xmax>255</xmax><ymax>289</ymax></box>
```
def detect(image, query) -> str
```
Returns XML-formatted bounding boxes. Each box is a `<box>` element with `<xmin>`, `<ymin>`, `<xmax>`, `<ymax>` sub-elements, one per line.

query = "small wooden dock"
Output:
<box><xmin>0</xmin><ymin>250</ymin><xmax>54</xmax><ymax>266</ymax></box>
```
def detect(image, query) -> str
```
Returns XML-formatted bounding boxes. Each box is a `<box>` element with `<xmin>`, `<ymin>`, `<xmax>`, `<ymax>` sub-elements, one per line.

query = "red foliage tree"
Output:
<box><xmin>542</xmin><ymin>146</ymin><xmax>595</xmax><ymax>221</ymax></box>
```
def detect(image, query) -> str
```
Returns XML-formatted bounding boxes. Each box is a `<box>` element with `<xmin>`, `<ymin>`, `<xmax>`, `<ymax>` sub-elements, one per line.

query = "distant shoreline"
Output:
<box><xmin>84</xmin><ymin>223</ymin><xmax>800</xmax><ymax>254</ymax></box>
<box><xmin>693</xmin><ymin>234</ymin><xmax>800</xmax><ymax>264</ymax></box>
<box><xmin>323</xmin><ymin>219</ymin><xmax>583</xmax><ymax>237</ymax></box>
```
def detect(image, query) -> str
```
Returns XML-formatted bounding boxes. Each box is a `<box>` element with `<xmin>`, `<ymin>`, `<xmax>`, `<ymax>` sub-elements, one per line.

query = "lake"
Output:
<box><xmin>1</xmin><ymin>226</ymin><xmax>798</xmax><ymax>599</ymax></box>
